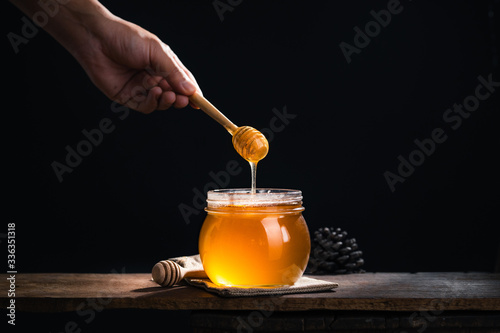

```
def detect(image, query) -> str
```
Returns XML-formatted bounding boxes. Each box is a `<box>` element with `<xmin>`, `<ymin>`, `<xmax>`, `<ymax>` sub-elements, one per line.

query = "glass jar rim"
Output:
<box><xmin>206</xmin><ymin>188</ymin><xmax>303</xmax><ymax>208</ymax></box>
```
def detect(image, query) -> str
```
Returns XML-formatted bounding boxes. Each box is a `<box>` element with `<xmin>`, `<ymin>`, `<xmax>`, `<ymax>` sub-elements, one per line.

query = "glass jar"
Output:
<box><xmin>199</xmin><ymin>188</ymin><xmax>310</xmax><ymax>287</ymax></box>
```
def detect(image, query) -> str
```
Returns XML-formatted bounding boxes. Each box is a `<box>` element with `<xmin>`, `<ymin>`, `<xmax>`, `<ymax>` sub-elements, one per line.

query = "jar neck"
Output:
<box><xmin>206</xmin><ymin>203</ymin><xmax>305</xmax><ymax>215</ymax></box>
<box><xmin>205</xmin><ymin>188</ymin><xmax>305</xmax><ymax>215</ymax></box>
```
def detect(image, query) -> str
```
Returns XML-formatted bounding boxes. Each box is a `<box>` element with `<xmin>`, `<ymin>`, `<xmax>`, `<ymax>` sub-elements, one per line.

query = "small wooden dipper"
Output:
<box><xmin>189</xmin><ymin>91</ymin><xmax>269</xmax><ymax>163</ymax></box>
<box><xmin>152</xmin><ymin>260</ymin><xmax>207</xmax><ymax>287</ymax></box>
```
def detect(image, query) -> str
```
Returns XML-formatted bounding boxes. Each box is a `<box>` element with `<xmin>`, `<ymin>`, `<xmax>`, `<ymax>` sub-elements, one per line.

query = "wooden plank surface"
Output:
<box><xmin>1</xmin><ymin>272</ymin><xmax>499</xmax><ymax>312</ymax></box>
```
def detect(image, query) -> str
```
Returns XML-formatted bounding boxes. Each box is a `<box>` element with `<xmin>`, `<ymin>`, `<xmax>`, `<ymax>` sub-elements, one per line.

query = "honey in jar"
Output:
<box><xmin>199</xmin><ymin>188</ymin><xmax>310</xmax><ymax>287</ymax></box>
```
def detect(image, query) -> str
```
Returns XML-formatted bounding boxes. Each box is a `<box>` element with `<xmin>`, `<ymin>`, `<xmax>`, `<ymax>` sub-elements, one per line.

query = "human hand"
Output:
<box><xmin>73</xmin><ymin>14</ymin><xmax>201</xmax><ymax>113</ymax></box>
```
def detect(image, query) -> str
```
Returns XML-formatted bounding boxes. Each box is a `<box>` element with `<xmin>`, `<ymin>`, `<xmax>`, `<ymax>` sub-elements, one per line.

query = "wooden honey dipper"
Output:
<box><xmin>152</xmin><ymin>260</ymin><xmax>207</xmax><ymax>287</ymax></box>
<box><xmin>189</xmin><ymin>91</ymin><xmax>269</xmax><ymax>163</ymax></box>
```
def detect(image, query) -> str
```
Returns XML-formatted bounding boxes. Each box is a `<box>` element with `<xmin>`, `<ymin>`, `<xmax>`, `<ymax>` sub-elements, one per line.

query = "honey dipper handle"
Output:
<box><xmin>152</xmin><ymin>260</ymin><xmax>208</xmax><ymax>287</ymax></box>
<box><xmin>182</xmin><ymin>267</ymin><xmax>209</xmax><ymax>279</ymax></box>
<box><xmin>189</xmin><ymin>91</ymin><xmax>238</xmax><ymax>134</ymax></box>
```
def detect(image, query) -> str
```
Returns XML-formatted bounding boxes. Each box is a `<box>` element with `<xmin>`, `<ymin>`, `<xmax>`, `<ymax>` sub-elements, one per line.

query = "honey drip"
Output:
<box><xmin>250</xmin><ymin>162</ymin><xmax>257</xmax><ymax>193</ymax></box>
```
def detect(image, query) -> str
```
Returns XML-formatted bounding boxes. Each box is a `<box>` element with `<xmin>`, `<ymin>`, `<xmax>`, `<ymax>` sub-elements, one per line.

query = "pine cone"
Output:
<box><xmin>306</xmin><ymin>227</ymin><xmax>365</xmax><ymax>274</ymax></box>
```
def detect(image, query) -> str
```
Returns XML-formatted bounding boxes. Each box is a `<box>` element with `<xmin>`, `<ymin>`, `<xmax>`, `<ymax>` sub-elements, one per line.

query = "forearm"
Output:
<box><xmin>9</xmin><ymin>0</ymin><xmax>112</xmax><ymax>57</ymax></box>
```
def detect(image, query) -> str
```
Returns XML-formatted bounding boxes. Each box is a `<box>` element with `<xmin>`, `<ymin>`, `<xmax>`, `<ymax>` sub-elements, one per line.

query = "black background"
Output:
<box><xmin>6</xmin><ymin>0</ymin><xmax>500</xmax><ymax>277</ymax></box>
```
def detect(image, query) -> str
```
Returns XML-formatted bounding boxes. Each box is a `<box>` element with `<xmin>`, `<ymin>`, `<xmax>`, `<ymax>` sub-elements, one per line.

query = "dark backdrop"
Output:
<box><xmin>6</xmin><ymin>0</ymin><xmax>500</xmax><ymax>275</ymax></box>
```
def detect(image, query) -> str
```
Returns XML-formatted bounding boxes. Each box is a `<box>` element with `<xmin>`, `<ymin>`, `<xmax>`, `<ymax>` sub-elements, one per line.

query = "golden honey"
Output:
<box><xmin>199</xmin><ymin>189</ymin><xmax>310</xmax><ymax>287</ymax></box>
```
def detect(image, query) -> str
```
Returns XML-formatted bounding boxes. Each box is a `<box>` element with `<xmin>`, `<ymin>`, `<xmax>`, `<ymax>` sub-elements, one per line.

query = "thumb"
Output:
<box><xmin>150</xmin><ymin>41</ymin><xmax>198</xmax><ymax>96</ymax></box>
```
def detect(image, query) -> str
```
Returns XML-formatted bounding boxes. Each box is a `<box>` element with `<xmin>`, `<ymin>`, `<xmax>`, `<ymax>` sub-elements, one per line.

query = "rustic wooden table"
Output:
<box><xmin>2</xmin><ymin>272</ymin><xmax>499</xmax><ymax>332</ymax></box>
